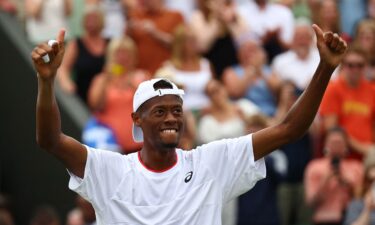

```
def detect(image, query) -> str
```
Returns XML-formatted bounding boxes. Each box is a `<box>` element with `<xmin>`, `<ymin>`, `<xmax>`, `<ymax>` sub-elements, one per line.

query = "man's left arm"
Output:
<box><xmin>252</xmin><ymin>24</ymin><xmax>347</xmax><ymax>160</ymax></box>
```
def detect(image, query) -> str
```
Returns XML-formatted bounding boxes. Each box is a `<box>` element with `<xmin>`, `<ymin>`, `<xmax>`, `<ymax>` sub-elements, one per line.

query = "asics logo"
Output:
<box><xmin>184</xmin><ymin>171</ymin><xmax>193</xmax><ymax>183</ymax></box>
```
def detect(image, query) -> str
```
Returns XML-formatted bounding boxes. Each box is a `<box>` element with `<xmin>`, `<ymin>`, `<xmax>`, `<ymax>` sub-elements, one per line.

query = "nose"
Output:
<box><xmin>164</xmin><ymin>111</ymin><xmax>177</xmax><ymax>124</ymax></box>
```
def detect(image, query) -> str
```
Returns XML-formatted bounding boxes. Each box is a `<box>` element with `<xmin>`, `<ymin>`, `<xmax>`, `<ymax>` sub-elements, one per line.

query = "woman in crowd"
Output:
<box><xmin>189</xmin><ymin>0</ymin><xmax>248</xmax><ymax>79</ymax></box>
<box><xmin>88</xmin><ymin>37</ymin><xmax>149</xmax><ymax>154</ymax></box>
<box><xmin>157</xmin><ymin>25</ymin><xmax>213</xmax><ymax>116</ymax></box>
<box><xmin>57</xmin><ymin>5</ymin><xmax>108</xmax><ymax>104</ymax></box>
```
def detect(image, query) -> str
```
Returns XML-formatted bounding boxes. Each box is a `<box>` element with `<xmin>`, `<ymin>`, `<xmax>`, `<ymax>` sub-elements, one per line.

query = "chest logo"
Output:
<box><xmin>184</xmin><ymin>171</ymin><xmax>193</xmax><ymax>183</ymax></box>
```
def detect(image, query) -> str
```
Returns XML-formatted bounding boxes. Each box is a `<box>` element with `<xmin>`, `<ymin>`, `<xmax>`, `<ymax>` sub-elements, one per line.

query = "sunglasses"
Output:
<box><xmin>343</xmin><ymin>61</ymin><xmax>365</xmax><ymax>69</ymax></box>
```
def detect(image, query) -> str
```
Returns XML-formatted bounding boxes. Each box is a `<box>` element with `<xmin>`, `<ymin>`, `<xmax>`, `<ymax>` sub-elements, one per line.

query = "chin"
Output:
<box><xmin>161</xmin><ymin>142</ymin><xmax>179</xmax><ymax>149</ymax></box>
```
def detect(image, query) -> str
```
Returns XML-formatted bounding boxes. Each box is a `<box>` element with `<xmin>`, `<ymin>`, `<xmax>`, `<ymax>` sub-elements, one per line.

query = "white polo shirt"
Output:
<box><xmin>68</xmin><ymin>134</ymin><xmax>266</xmax><ymax>225</ymax></box>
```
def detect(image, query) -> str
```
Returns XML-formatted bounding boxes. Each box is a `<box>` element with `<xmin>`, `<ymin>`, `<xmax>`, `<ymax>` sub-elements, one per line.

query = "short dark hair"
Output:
<box><xmin>326</xmin><ymin>126</ymin><xmax>348</xmax><ymax>139</ymax></box>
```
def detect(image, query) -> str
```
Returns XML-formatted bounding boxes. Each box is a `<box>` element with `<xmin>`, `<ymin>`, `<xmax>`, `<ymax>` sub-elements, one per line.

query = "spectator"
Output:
<box><xmin>126</xmin><ymin>0</ymin><xmax>184</xmax><ymax>74</ymax></box>
<box><xmin>304</xmin><ymin>127</ymin><xmax>363</xmax><ymax>225</ymax></box>
<box><xmin>25</xmin><ymin>0</ymin><xmax>72</xmax><ymax>44</ymax></box>
<box><xmin>29</xmin><ymin>205</ymin><xmax>60</xmax><ymax>225</ymax></box>
<box><xmin>223</xmin><ymin>39</ymin><xmax>278</xmax><ymax>117</ymax></box>
<box><xmin>368</xmin><ymin>0</ymin><xmax>375</xmax><ymax>20</ymax></box>
<box><xmin>197</xmin><ymin>79</ymin><xmax>246</xmax><ymax>144</ymax></box>
<box><xmin>237</xmin><ymin>113</ymin><xmax>287</xmax><ymax>225</ymax></box>
<box><xmin>190</xmin><ymin>0</ymin><xmax>246</xmax><ymax>79</ymax></box>
<box><xmin>157</xmin><ymin>25</ymin><xmax>212</xmax><ymax>114</ymax></box>
<box><xmin>352</xmin><ymin>19</ymin><xmax>375</xmax><ymax>81</ymax></box>
<box><xmin>88</xmin><ymin>37</ymin><xmax>149</xmax><ymax>154</ymax></box>
<box><xmin>344</xmin><ymin>149</ymin><xmax>375</xmax><ymax>225</ymax></box>
<box><xmin>164</xmin><ymin>0</ymin><xmax>196</xmax><ymax>22</ymax></box>
<box><xmin>320</xmin><ymin>45</ymin><xmax>375</xmax><ymax>159</ymax></box>
<box><xmin>312</xmin><ymin>0</ymin><xmax>348</xmax><ymax>41</ymax></box>
<box><xmin>57</xmin><ymin>4</ymin><xmax>108</xmax><ymax>104</ymax></box>
<box><xmin>271</xmin><ymin>19</ymin><xmax>320</xmax><ymax>90</ymax></box>
<box><xmin>85</xmin><ymin>0</ymin><xmax>137</xmax><ymax>39</ymax></box>
<box><xmin>338</xmin><ymin>0</ymin><xmax>366</xmax><ymax>38</ymax></box>
<box><xmin>0</xmin><ymin>0</ymin><xmax>17</xmax><ymax>14</ymax></box>
<box><xmin>236</xmin><ymin>0</ymin><xmax>295</xmax><ymax>61</ymax></box>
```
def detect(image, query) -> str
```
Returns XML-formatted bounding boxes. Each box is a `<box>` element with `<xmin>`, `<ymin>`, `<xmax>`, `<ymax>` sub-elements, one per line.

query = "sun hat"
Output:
<box><xmin>132</xmin><ymin>78</ymin><xmax>184</xmax><ymax>142</ymax></box>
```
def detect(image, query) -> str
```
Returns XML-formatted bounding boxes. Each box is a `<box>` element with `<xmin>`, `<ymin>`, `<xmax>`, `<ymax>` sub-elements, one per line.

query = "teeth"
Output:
<box><xmin>163</xmin><ymin>129</ymin><xmax>176</xmax><ymax>133</ymax></box>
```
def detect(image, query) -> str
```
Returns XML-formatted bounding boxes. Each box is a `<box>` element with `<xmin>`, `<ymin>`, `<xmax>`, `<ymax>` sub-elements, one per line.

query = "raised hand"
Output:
<box><xmin>312</xmin><ymin>24</ymin><xmax>347</xmax><ymax>68</ymax></box>
<box><xmin>31</xmin><ymin>29</ymin><xmax>66</xmax><ymax>80</ymax></box>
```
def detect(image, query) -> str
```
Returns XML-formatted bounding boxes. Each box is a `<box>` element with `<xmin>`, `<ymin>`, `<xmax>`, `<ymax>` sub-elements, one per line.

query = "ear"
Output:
<box><xmin>131</xmin><ymin>112</ymin><xmax>141</xmax><ymax>126</ymax></box>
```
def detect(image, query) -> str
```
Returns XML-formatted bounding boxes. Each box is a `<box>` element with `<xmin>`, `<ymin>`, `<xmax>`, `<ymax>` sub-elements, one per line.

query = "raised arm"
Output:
<box><xmin>252</xmin><ymin>24</ymin><xmax>347</xmax><ymax>160</ymax></box>
<box><xmin>32</xmin><ymin>30</ymin><xmax>87</xmax><ymax>178</ymax></box>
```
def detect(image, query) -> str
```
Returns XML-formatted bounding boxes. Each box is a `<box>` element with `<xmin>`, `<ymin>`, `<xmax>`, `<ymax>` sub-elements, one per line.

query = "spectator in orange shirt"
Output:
<box><xmin>88</xmin><ymin>37</ymin><xmax>150</xmax><ymax>154</ymax></box>
<box><xmin>126</xmin><ymin>0</ymin><xmax>184</xmax><ymax>74</ymax></box>
<box><xmin>320</xmin><ymin>45</ymin><xmax>375</xmax><ymax>159</ymax></box>
<box><xmin>304</xmin><ymin>127</ymin><xmax>363</xmax><ymax>225</ymax></box>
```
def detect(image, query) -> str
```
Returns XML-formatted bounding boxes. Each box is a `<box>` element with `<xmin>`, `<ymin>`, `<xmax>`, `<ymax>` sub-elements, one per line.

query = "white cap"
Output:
<box><xmin>132</xmin><ymin>78</ymin><xmax>184</xmax><ymax>142</ymax></box>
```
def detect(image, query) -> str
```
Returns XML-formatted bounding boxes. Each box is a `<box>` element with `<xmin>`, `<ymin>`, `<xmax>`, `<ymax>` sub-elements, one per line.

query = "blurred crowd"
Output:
<box><xmin>2</xmin><ymin>0</ymin><xmax>375</xmax><ymax>224</ymax></box>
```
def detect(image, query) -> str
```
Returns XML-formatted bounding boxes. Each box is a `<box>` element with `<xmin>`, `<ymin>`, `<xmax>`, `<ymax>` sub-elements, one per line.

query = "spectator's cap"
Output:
<box><xmin>132</xmin><ymin>78</ymin><xmax>184</xmax><ymax>142</ymax></box>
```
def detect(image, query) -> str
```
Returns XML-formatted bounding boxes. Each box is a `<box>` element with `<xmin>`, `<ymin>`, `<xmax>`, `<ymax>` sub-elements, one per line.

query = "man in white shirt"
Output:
<box><xmin>31</xmin><ymin>24</ymin><xmax>347</xmax><ymax>225</ymax></box>
<box><xmin>272</xmin><ymin>19</ymin><xmax>320</xmax><ymax>90</ymax></box>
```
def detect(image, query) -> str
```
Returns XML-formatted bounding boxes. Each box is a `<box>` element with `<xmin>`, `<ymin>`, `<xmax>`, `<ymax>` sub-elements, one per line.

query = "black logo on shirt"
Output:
<box><xmin>184</xmin><ymin>171</ymin><xmax>193</xmax><ymax>183</ymax></box>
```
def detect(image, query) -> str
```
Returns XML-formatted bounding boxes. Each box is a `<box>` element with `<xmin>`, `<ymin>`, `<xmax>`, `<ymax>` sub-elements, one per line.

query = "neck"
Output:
<box><xmin>139</xmin><ymin>145</ymin><xmax>177</xmax><ymax>172</ymax></box>
<box><xmin>85</xmin><ymin>32</ymin><xmax>102</xmax><ymax>40</ymax></box>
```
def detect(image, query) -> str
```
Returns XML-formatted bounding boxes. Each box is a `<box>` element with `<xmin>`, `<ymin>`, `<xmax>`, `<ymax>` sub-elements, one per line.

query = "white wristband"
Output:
<box><xmin>42</xmin><ymin>40</ymin><xmax>58</xmax><ymax>63</ymax></box>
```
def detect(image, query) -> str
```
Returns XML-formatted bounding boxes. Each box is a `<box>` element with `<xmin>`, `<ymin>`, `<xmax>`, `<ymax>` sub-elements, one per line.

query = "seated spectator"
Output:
<box><xmin>344</xmin><ymin>149</ymin><xmax>375</xmax><ymax>225</ymax></box>
<box><xmin>126</xmin><ymin>0</ymin><xmax>184</xmax><ymax>74</ymax></box>
<box><xmin>88</xmin><ymin>37</ymin><xmax>149</xmax><ymax>154</ymax></box>
<box><xmin>29</xmin><ymin>205</ymin><xmax>61</xmax><ymax>225</ymax></box>
<box><xmin>85</xmin><ymin>0</ymin><xmax>137</xmax><ymax>38</ymax></box>
<box><xmin>352</xmin><ymin>19</ymin><xmax>375</xmax><ymax>81</ymax></box>
<box><xmin>66</xmin><ymin>195</ymin><xmax>96</xmax><ymax>225</ymax></box>
<box><xmin>236</xmin><ymin>0</ymin><xmax>295</xmax><ymax>61</ymax></box>
<box><xmin>57</xmin><ymin>4</ymin><xmax>108</xmax><ymax>104</ymax></box>
<box><xmin>320</xmin><ymin>46</ymin><xmax>375</xmax><ymax>159</ymax></box>
<box><xmin>25</xmin><ymin>0</ymin><xmax>72</xmax><ymax>44</ymax></box>
<box><xmin>164</xmin><ymin>0</ymin><xmax>196</xmax><ymax>22</ymax></box>
<box><xmin>223</xmin><ymin>39</ymin><xmax>278</xmax><ymax>117</ymax></box>
<box><xmin>197</xmin><ymin>79</ymin><xmax>246</xmax><ymax>145</ymax></box>
<box><xmin>304</xmin><ymin>127</ymin><xmax>363</xmax><ymax>225</ymax></box>
<box><xmin>190</xmin><ymin>0</ymin><xmax>247</xmax><ymax>78</ymax></box>
<box><xmin>271</xmin><ymin>19</ymin><xmax>320</xmax><ymax>90</ymax></box>
<box><xmin>157</xmin><ymin>25</ymin><xmax>213</xmax><ymax>114</ymax></box>
<box><xmin>237</xmin><ymin>113</ymin><xmax>287</xmax><ymax>225</ymax></box>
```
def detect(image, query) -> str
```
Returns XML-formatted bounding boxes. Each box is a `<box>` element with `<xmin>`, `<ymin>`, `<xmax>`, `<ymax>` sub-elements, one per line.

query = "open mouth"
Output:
<box><xmin>161</xmin><ymin>128</ymin><xmax>178</xmax><ymax>134</ymax></box>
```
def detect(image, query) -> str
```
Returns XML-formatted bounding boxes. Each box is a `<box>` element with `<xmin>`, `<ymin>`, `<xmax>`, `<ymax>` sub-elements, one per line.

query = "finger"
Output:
<box><xmin>324</xmin><ymin>32</ymin><xmax>334</xmax><ymax>45</ymax></box>
<box><xmin>56</xmin><ymin>29</ymin><xmax>66</xmax><ymax>44</ymax></box>
<box><xmin>31</xmin><ymin>49</ymin><xmax>47</xmax><ymax>65</ymax></box>
<box><xmin>312</xmin><ymin>24</ymin><xmax>324</xmax><ymax>42</ymax></box>
<box><xmin>330</xmin><ymin>33</ymin><xmax>340</xmax><ymax>50</ymax></box>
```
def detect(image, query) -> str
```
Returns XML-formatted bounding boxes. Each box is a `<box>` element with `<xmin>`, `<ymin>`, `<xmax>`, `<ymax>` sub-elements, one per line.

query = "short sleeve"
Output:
<box><xmin>68</xmin><ymin>146</ymin><xmax>127</xmax><ymax>212</ymax></box>
<box><xmin>197</xmin><ymin>134</ymin><xmax>266</xmax><ymax>202</ymax></box>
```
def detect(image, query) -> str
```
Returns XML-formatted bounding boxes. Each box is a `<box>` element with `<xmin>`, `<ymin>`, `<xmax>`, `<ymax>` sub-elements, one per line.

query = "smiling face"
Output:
<box><xmin>133</xmin><ymin>95</ymin><xmax>184</xmax><ymax>150</ymax></box>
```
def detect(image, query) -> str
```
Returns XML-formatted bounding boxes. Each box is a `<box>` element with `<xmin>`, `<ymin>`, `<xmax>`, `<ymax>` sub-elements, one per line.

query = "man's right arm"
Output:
<box><xmin>33</xmin><ymin>29</ymin><xmax>87</xmax><ymax>178</ymax></box>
